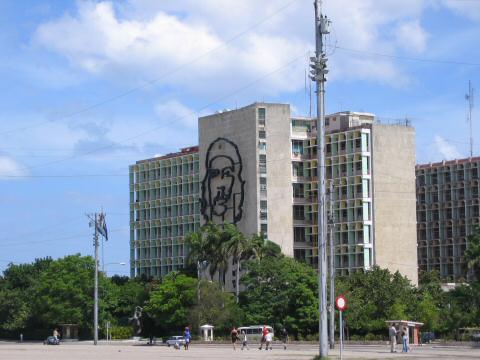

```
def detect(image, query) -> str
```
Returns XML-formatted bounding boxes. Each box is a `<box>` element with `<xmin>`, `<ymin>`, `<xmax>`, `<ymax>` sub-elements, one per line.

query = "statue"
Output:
<box><xmin>129</xmin><ymin>306</ymin><xmax>143</xmax><ymax>336</ymax></box>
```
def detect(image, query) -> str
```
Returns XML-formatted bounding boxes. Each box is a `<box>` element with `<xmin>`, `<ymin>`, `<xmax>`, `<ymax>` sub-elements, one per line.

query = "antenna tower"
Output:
<box><xmin>466</xmin><ymin>81</ymin><xmax>474</xmax><ymax>157</ymax></box>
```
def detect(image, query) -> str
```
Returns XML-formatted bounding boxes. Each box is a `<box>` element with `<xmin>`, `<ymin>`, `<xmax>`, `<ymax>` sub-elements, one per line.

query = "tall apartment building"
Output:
<box><xmin>291</xmin><ymin>112</ymin><xmax>418</xmax><ymax>283</ymax></box>
<box><xmin>416</xmin><ymin>157</ymin><xmax>480</xmax><ymax>281</ymax></box>
<box><xmin>130</xmin><ymin>103</ymin><xmax>418</xmax><ymax>285</ymax></box>
<box><xmin>129</xmin><ymin>147</ymin><xmax>200</xmax><ymax>278</ymax></box>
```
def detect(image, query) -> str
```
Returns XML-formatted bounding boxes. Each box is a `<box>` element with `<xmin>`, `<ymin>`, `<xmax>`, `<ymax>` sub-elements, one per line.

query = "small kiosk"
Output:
<box><xmin>386</xmin><ymin>320</ymin><xmax>424</xmax><ymax>345</ymax></box>
<box><xmin>59</xmin><ymin>324</ymin><xmax>79</xmax><ymax>341</ymax></box>
<box><xmin>200</xmin><ymin>324</ymin><xmax>214</xmax><ymax>341</ymax></box>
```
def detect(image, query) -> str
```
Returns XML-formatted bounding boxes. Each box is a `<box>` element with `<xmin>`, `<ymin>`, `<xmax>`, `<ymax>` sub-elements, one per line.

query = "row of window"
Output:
<box><xmin>417</xmin><ymin>167</ymin><xmax>479</xmax><ymax>185</ymax></box>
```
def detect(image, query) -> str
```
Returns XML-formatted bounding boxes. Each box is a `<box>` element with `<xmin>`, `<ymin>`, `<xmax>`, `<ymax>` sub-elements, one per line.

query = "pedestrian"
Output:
<box><xmin>241</xmin><ymin>330</ymin><xmax>249</xmax><ymax>350</ymax></box>
<box><xmin>389</xmin><ymin>324</ymin><xmax>397</xmax><ymax>353</ymax></box>
<box><xmin>53</xmin><ymin>329</ymin><xmax>60</xmax><ymax>342</ymax></box>
<box><xmin>231</xmin><ymin>327</ymin><xmax>239</xmax><ymax>350</ymax></box>
<box><xmin>265</xmin><ymin>330</ymin><xmax>273</xmax><ymax>350</ymax></box>
<box><xmin>402</xmin><ymin>330</ymin><xmax>408</xmax><ymax>353</ymax></box>
<box><xmin>184</xmin><ymin>327</ymin><xmax>191</xmax><ymax>350</ymax></box>
<box><xmin>281</xmin><ymin>328</ymin><xmax>288</xmax><ymax>350</ymax></box>
<box><xmin>259</xmin><ymin>325</ymin><xmax>268</xmax><ymax>350</ymax></box>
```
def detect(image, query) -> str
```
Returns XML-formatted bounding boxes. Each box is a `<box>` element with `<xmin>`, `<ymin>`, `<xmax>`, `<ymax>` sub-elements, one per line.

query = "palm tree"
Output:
<box><xmin>185</xmin><ymin>227</ymin><xmax>210</xmax><ymax>301</ymax></box>
<box><xmin>249</xmin><ymin>233</ymin><xmax>282</xmax><ymax>261</ymax></box>
<box><xmin>223</xmin><ymin>224</ymin><xmax>252</xmax><ymax>302</ymax></box>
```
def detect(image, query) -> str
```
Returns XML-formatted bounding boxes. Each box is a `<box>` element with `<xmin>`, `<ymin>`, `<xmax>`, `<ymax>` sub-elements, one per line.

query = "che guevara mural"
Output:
<box><xmin>200</xmin><ymin>137</ymin><xmax>245</xmax><ymax>225</ymax></box>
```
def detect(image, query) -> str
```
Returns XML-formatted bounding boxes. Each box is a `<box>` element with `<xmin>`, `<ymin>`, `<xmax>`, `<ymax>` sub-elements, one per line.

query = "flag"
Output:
<box><xmin>96</xmin><ymin>213</ymin><xmax>108</xmax><ymax>241</ymax></box>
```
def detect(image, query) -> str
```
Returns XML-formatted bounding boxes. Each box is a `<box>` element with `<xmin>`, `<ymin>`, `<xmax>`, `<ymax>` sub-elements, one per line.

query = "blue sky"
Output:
<box><xmin>0</xmin><ymin>0</ymin><xmax>479</xmax><ymax>274</ymax></box>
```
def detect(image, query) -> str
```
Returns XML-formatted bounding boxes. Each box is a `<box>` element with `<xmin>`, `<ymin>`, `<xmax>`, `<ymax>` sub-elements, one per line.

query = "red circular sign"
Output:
<box><xmin>335</xmin><ymin>295</ymin><xmax>347</xmax><ymax>311</ymax></box>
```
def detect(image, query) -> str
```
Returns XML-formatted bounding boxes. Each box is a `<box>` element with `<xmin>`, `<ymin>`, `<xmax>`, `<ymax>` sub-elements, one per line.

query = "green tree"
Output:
<box><xmin>189</xmin><ymin>281</ymin><xmax>244</xmax><ymax>335</ymax></box>
<box><xmin>223</xmin><ymin>224</ymin><xmax>252</xmax><ymax>302</ymax></box>
<box><xmin>465</xmin><ymin>226</ymin><xmax>480</xmax><ymax>281</ymax></box>
<box><xmin>335</xmin><ymin>267</ymin><xmax>416</xmax><ymax>336</ymax></box>
<box><xmin>240</xmin><ymin>256</ymin><xmax>318</xmax><ymax>337</ymax></box>
<box><xmin>31</xmin><ymin>255</ymin><xmax>104</xmax><ymax>334</ymax></box>
<box><xmin>416</xmin><ymin>292</ymin><xmax>440</xmax><ymax>332</ymax></box>
<box><xmin>144</xmin><ymin>272</ymin><xmax>197</xmax><ymax>335</ymax></box>
<box><xmin>0</xmin><ymin>258</ymin><xmax>52</xmax><ymax>336</ymax></box>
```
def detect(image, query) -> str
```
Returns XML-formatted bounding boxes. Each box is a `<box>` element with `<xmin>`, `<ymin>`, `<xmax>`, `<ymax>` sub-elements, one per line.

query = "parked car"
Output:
<box><xmin>166</xmin><ymin>336</ymin><xmax>185</xmax><ymax>347</ymax></box>
<box><xmin>421</xmin><ymin>332</ymin><xmax>435</xmax><ymax>344</ymax></box>
<box><xmin>43</xmin><ymin>336</ymin><xmax>60</xmax><ymax>345</ymax></box>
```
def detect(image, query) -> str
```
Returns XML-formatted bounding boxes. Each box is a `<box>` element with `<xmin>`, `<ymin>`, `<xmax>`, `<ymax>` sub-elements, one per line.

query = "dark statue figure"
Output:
<box><xmin>201</xmin><ymin>137</ymin><xmax>245</xmax><ymax>224</ymax></box>
<box><xmin>129</xmin><ymin>306</ymin><xmax>143</xmax><ymax>336</ymax></box>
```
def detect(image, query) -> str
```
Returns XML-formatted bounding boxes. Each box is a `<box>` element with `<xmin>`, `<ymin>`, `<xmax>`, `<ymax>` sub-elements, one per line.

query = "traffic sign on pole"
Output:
<box><xmin>336</xmin><ymin>295</ymin><xmax>347</xmax><ymax>312</ymax></box>
<box><xmin>335</xmin><ymin>295</ymin><xmax>347</xmax><ymax>360</ymax></box>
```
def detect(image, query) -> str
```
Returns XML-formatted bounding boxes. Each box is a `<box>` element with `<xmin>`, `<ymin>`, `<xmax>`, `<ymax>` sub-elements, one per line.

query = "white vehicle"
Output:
<box><xmin>166</xmin><ymin>336</ymin><xmax>185</xmax><ymax>347</ymax></box>
<box><xmin>238</xmin><ymin>325</ymin><xmax>274</xmax><ymax>342</ymax></box>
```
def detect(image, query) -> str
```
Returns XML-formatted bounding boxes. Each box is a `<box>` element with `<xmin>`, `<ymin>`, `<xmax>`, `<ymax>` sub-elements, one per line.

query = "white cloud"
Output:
<box><xmin>395</xmin><ymin>20</ymin><xmax>428</xmax><ymax>54</ymax></box>
<box><xmin>442</xmin><ymin>0</ymin><xmax>480</xmax><ymax>21</ymax></box>
<box><xmin>0</xmin><ymin>156</ymin><xmax>27</xmax><ymax>179</ymax></box>
<box><xmin>31</xmin><ymin>0</ymin><xmax>441</xmax><ymax>92</ymax></box>
<box><xmin>155</xmin><ymin>100</ymin><xmax>197</xmax><ymax>129</ymax></box>
<box><xmin>434</xmin><ymin>135</ymin><xmax>462</xmax><ymax>160</ymax></box>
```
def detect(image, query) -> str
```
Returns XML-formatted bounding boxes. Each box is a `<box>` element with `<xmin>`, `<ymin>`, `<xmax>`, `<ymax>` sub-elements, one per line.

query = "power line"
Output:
<box><xmin>1</xmin><ymin>227</ymin><xmax>128</xmax><ymax>247</ymax></box>
<box><xmin>17</xmin><ymin>51</ymin><xmax>308</xmax><ymax>172</ymax></box>
<box><xmin>0</xmin><ymin>0</ymin><xmax>299</xmax><ymax>137</ymax></box>
<box><xmin>331</xmin><ymin>45</ymin><xmax>480</xmax><ymax>67</ymax></box>
<box><xmin>1</xmin><ymin>174</ymin><xmax>126</xmax><ymax>178</ymax></box>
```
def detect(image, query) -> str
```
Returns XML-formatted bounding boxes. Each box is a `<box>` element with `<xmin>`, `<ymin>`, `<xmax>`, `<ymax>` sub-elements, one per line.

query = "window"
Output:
<box><xmin>258</xmin><ymin>108</ymin><xmax>266</xmax><ymax>121</ymax></box>
<box><xmin>293</xmin><ymin>205</ymin><xmax>305</xmax><ymax>220</ymax></box>
<box><xmin>292</xmin><ymin>140</ymin><xmax>304</xmax><ymax>155</ymax></box>
<box><xmin>293</xmin><ymin>183</ymin><xmax>304</xmax><ymax>198</ymax></box>
<box><xmin>260</xmin><ymin>200</ymin><xmax>268</xmax><ymax>210</ymax></box>
<box><xmin>292</xmin><ymin>162</ymin><xmax>304</xmax><ymax>177</ymax></box>
<box><xmin>294</xmin><ymin>227</ymin><xmax>306</xmax><ymax>242</ymax></box>
<box><xmin>260</xmin><ymin>177</ymin><xmax>267</xmax><ymax>191</ymax></box>
<box><xmin>259</xmin><ymin>154</ymin><xmax>267</xmax><ymax>173</ymax></box>
<box><xmin>260</xmin><ymin>224</ymin><xmax>268</xmax><ymax>236</ymax></box>
<box><xmin>259</xmin><ymin>130</ymin><xmax>266</xmax><ymax>139</ymax></box>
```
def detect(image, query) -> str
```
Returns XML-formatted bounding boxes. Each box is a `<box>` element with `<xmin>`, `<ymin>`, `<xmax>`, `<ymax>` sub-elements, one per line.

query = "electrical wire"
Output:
<box><xmin>0</xmin><ymin>0</ymin><xmax>300</xmax><ymax>137</ymax></box>
<box><xmin>16</xmin><ymin>51</ymin><xmax>308</xmax><ymax>172</ymax></box>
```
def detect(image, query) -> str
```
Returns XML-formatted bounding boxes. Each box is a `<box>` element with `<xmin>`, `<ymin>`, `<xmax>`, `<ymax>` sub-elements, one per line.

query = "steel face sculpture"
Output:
<box><xmin>201</xmin><ymin>137</ymin><xmax>245</xmax><ymax>224</ymax></box>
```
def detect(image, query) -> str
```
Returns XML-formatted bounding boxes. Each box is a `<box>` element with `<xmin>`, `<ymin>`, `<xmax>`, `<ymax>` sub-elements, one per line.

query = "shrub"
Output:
<box><xmin>110</xmin><ymin>326</ymin><xmax>132</xmax><ymax>340</ymax></box>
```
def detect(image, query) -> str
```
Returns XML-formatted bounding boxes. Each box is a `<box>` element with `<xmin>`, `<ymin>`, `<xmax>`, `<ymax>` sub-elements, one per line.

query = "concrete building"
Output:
<box><xmin>129</xmin><ymin>146</ymin><xmax>200</xmax><ymax>278</ymax></box>
<box><xmin>291</xmin><ymin>111</ymin><xmax>418</xmax><ymax>284</ymax></box>
<box><xmin>416</xmin><ymin>157</ymin><xmax>480</xmax><ymax>281</ymax></box>
<box><xmin>130</xmin><ymin>103</ymin><xmax>418</xmax><ymax>285</ymax></box>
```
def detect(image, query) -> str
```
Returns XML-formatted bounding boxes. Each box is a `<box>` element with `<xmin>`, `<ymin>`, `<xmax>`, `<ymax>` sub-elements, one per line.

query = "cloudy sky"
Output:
<box><xmin>0</xmin><ymin>0</ymin><xmax>479</xmax><ymax>273</ymax></box>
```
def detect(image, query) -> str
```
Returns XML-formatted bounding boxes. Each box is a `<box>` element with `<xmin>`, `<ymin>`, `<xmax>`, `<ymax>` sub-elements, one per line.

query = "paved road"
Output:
<box><xmin>1</xmin><ymin>342</ymin><xmax>479</xmax><ymax>359</ymax></box>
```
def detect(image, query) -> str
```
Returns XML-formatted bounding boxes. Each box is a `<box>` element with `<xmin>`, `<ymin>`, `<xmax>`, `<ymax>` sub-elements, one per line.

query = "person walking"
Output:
<box><xmin>231</xmin><ymin>327</ymin><xmax>239</xmax><ymax>350</ymax></box>
<box><xmin>183</xmin><ymin>327</ymin><xmax>191</xmax><ymax>350</ymax></box>
<box><xmin>402</xmin><ymin>330</ymin><xmax>408</xmax><ymax>353</ymax></box>
<box><xmin>265</xmin><ymin>330</ymin><xmax>273</xmax><ymax>350</ymax></box>
<box><xmin>241</xmin><ymin>330</ymin><xmax>249</xmax><ymax>350</ymax></box>
<box><xmin>281</xmin><ymin>328</ymin><xmax>288</xmax><ymax>350</ymax></box>
<box><xmin>259</xmin><ymin>325</ymin><xmax>268</xmax><ymax>350</ymax></box>
<box><xmin>389</xmin><ymin>324</ymin><xmax>397</xmax><ymax>353</ymax></box>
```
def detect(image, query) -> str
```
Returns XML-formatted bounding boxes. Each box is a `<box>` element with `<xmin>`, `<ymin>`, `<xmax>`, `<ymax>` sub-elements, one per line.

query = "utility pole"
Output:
<box><xmin>310</xmin><ymin>0</ymin><xmax>330</xmax><ymax>357</ymax></box>
<box><xmin>87</xmin><ymin>213</ymin><xmax>100</xmax><ymax>345</ymax></box>
<box><xmin>466</xmin><ymin>81</ymin><xmax>474</xmax><ymax>157</ymax></box>
<box><xmin>328</xmin><ymin>182</ymin><xmax>335</xmax><ymax>349</ymax></box>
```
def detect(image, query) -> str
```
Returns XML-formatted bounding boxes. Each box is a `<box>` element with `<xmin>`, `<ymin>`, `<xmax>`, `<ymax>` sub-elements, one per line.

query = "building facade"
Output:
<box><xmin>130</xmin><ymin>103</ymin><xmax>418</xmax><ymax>285</ymax></box>
<box><xmin>416</xmin><ymin>157</ymin><xmax>480</xmax><ymax>281</ymax></box>
<box><xmin>129</xmin><ymin>147</ymin><xmax>200</xmax><ymax>278</ymax></box>
<box><xmin>291</xmin><ymin>112</ymin><xmax>418</xmax><ymax>283</ymax></box>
